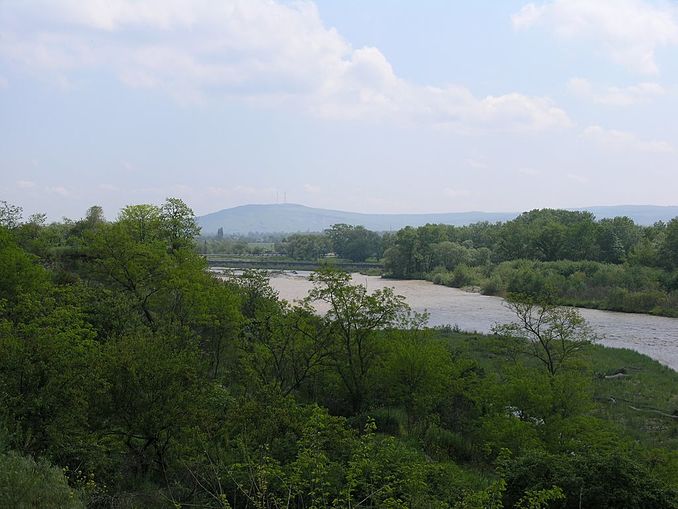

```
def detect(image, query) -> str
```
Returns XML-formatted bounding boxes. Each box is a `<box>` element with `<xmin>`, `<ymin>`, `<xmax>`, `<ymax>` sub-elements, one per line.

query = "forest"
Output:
<box><xmin>0</xmin><ymin>199</ymin><xmax>677</xmax><ymax>508</ymax></box>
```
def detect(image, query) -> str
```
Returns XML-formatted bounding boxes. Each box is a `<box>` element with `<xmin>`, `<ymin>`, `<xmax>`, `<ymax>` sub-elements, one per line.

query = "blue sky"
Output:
<box><xmin>1</xmin><ymin>0</ymin><xmax>677</xmax><ymax>219</ymax></box>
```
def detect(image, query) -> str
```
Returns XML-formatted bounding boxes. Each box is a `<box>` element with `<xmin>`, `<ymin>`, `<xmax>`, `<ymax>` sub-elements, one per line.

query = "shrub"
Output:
<box><xmin>0</xmin><ymin>451</ymin><xmax>84</xmax><ymax>509</ymax></box>
<box><xmin>481</xmin><ymin>274</ymin><xmax>502</xmax><ymax>295</ymax></box>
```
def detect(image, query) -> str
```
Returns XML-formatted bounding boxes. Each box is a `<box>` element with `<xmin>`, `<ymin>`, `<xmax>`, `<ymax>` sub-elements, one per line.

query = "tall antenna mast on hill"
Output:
<box><xmin>284</xmin><ymin>192</ymin><xmax>287</xmax><ymax>204</ymax></box>
<box><xmin>276</xmin><ymin>191</ymin><xmax>279</xmax><ymax>204</ymax></box>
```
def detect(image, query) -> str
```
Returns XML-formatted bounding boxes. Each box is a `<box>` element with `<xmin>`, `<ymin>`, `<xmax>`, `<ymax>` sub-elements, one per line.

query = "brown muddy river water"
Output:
<box><xmin>217</xmin><ymin>269</ymin><xmax>678</xmax><ymax>371</ymax></box>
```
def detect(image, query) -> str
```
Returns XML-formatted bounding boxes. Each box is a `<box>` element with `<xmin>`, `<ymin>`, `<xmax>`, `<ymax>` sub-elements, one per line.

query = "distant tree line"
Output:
<box><xmin>201</xmin><ymin>223</ymin><xmax>385</xmax><ymax>262</ymax></box>
<box><xmin>381</xmin><ymin>209</ymin><xmax>678</xmax><ymax>316</ymax></box>
<box><xmin>277</xmin><ymin>223</ymin><xmax>384</xmax><ymax>262</ymax></box>
<box><xmin>383</xmin><ymin>209</ymin><xmax>678</xmax><ymax>272</ymax></box>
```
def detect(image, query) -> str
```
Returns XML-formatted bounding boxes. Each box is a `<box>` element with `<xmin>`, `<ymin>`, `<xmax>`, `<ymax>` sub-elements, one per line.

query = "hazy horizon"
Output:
<box><xmin>204</xmin><ymin>201</ymin><xmax>678</xmax><ymax>214</ymax></box>
<box><xmin>2</xmin><ymin>1</ymin><xmax>678</xmax><ymax>220</ymax></box>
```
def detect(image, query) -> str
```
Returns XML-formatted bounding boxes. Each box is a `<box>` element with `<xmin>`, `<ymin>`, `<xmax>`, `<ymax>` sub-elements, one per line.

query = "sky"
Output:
<box><xmin>1</xmin><ymin>0</ymin><xmax>678</xmax><ymax>220</ymax></box>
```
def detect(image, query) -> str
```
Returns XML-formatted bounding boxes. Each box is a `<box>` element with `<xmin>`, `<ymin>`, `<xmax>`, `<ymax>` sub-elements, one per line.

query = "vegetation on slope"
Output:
<box><xmin>0</xmin><ymin>199</ymin><xmax>676</xmax><ymax>508</ymax></box>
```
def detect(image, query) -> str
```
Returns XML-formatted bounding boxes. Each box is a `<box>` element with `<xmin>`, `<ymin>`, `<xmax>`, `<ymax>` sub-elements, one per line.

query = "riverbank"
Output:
<box><xmin>401</xmin><ymin>260</ymin><xmax>678</xmax><ymax>318</ymax></box>
<box><xmin>436</xmin><ymin>329</ymin><xmax>678</xmax><ymax>451</ymax></box>
<box><xmin>384</xmin><ymin>260</ymin><xmax>678</xmax><ymax>318</ymax></box>
<box><xmin>264</xmin><ymin>271</ymin><xmax>678</xmax><ymax>371</ymax></box>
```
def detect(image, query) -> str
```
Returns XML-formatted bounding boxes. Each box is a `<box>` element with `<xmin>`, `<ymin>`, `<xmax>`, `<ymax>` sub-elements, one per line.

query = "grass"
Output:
<box><xmin>586</xmin><ymin>344</ymin><xmax>678</xmax><ymax>450</ymax></box>
<box><xmin>431</xmin><ymin>329</ymin><xmax>678</xmax><ymax>451</ymax></box>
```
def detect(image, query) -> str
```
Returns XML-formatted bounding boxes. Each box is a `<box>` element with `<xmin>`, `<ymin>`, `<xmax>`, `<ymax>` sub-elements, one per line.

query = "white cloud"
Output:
<box><xmin>518</xmin><ymin>167</ymin><xmax>541</xmax><ymax>176</ymax></box>
<box><xmin>99</xmin><ymin>184</ymin><xmax>119</xmax><ymax>191</ymax></box>
<box><xmin>233</xmin><ymin>185</ymin><xmax>272</xmax><ymax>196</ymax></box>
<box><xmin>583</xmin><ymin>125</ymin><xmax>674</xmax><ymax>153</ymax></box>
<box><xmin>0</xmin><ymin>76</ymin><xmax>8</xmax><ymax>89</ymax></box>
<box><xmin>567</xmin><ymin>78</ymin><xmax>665</xmax><ymax>106</ymax></box>
<box><xmin>566</xmin><ymin>173</ymin><xmax>589</xmax><ymax>184</ymax></box>
<box><xmin>210</xmin><ymin>185</ymin><xmax>278</xmax><ymax>201</ymax></box>
<box><xmin>513</xmin><ymin>0</ymin><xmax>678</xmax><ymax>74</ymax></box>
<box><xmin>16</xmin><ymin>180</ymin><xmax>36</xmax><ymax>189</ymax></box>
<box><xmin>465</xmin><ymin>158</ymin><xmax>488</xmax><ymax>169</ymax></box>
<box><xmin>206</xmin><ymin>186</ymin><xmax>230</xmax><ymax>197</ymax></box>
<box><xmin>172</xmin><ymin>184</ymin><xmax>193</xmax><ymax>194</ymax></box>
<box><xmin>512</xmin><ymin>4</ymin><xmax>546</xmax><ymax>29</ymax></box>
<box><xmin>303</xmin><ymin>184</ymin><xmax>321</xmax><ymax>193</ymax></box>
<box><xmin>0</xmin><ymin>0</ymin><xmax>570</xmax><ymax>132</ymax></box>
<box><xmin>46</xmin><ymin>185</ymin><xmax>70</xmax><ymax>196</ymax></box>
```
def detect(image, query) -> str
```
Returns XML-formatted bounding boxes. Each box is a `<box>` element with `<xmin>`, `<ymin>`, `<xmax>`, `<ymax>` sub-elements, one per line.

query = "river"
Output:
<box><xmin>260</xmin><ymin>270</ymin><xmax>678</xmax><ymax>372</ymax></box>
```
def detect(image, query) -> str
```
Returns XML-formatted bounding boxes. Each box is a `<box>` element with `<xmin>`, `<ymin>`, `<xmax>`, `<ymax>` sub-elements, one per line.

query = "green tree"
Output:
<box><xmin>241</xmin><ymin>301</ymin><xmax>333</xmax><ymax>396</ymax></box>
<box><xmin>306</xmin><ymin>268</ymin><xmax>425</xmax><ymax>413</ymax></box>
<box><xmin>85</xmin><ymin>199</ymin><xmax>207</xmax><ymax>329</ymax></box>
<box><xmin>597</xmin><ymin>217</ymin><xmax>640</xmax><ymax>263</ymax></box>
<box><xmin>660</xmin><ymin>218</ymin><xmax>678</xmax><ymax>269</ymax></box>
<box><xmin>192</xmin><ymin>277</ymin><xmax>242</xmax><ymax>378</ymax></box>
<box><xmin>501</xmin><ymin>450</ymin><xmax>678</xmax><ymax>509</ymax></box>
<box><xmin>0</xmin><ymin>201</ymin><xmax>22</xmax><ymax>229</ymax></box>
<box><xmin>86</xmin><ymin>221</ymin><xmax>170</xmax><ymax>327</ymax></box>
<box><xmin>431</xmin><ymin>241</ymin><xmax>470</xmax><ymax>270</ymax></box>
<box><xmin>492</xmin><ymin>295</ymin><xmax>596</xmax><ymax>376</ymax></box>
<box><xmin>379</xmin><ymin>335</ymin><xmax>453</xmax><ymax>427</ymax></box>
<box><xmin>160</xmin><ymin>197</ymin><xmax>201</xmax><ymax>251</ymax></box>
<box><xmin>0</xmin><ymin>286</ymin><xmax>104</xmax><ymax>469</ymax></box>
<box><xmin>326</xmin><ymin>224</ymin><xmax>382</xmax><ymax>262</ymax></box>
<box><xmin>535</xmin><ymin>222</ymin><xmax>566</xmax><ymax>261</ymax></box>
<box><xmin>0</xmin><ymin>451</ymin><xmax>85</xmax><ymax>509</ymax></box>
<box><xmin>0</xmin><ymin>227</ymin><xmax>49</xmax><ymax>314</ymax></box>
<box><xmin>280</xmin><ymin>233</ymin><xmax>331</xmax><ymax>260</ymax></box>
<box><xmin>118</xmin><ymin>203</ymin><xmax>161</xmax><ymax>243</ymax></box>
<box><xmin>383</xmin><ymin>227</ymin><xmax>420</xmax><ymax>277</ymax></box>
<box><xmin>95</xmin><ymin>334</ymin><xmax>213</xmax><ymax>479</ymax></box>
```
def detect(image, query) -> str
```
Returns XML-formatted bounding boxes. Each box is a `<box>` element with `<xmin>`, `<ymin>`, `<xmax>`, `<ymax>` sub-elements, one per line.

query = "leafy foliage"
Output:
<box><xmin>492</xmin><ymin>295</ymin><xmax>596</xmax><ymax>375</ymax></box>
<box><xmin>0</xmin><ymin>199</ymin><xmax>676</xmax><ymax>508</ymax></box>
<box><xmin>381</xmin><ymin>209</ymin><xmax>678</xmax><ymax>316</ymax></box>
<box><xmin>0</xmin><ymin>451</ymin><xmax>84</xmax><ymax>508</ymax></box>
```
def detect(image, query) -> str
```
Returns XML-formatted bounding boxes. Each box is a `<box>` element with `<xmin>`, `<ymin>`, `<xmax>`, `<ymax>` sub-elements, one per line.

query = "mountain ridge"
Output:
<box><xmin>197</xmin><ymin>203</ymin><xmax>678</xmax><ymax>234</ymax></box>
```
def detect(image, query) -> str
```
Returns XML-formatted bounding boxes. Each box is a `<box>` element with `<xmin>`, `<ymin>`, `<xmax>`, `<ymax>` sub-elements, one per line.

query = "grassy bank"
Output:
<box><xmin>421</xmin><ymin>259</ymin><xmax>678</xmax><ymax>317</ymax></box>
<box><xmin>432</xmin><ymin>329</ymin><xmax>678</xmax><ymax>451</ymax></box>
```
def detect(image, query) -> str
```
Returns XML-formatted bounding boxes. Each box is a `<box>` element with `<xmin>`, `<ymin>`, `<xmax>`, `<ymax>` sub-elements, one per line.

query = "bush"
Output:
<box><xmin>501</xmin><ymin>450</ymin><xmax>678</xmax><ymax>509</ymax></box>
<box><xmin>451</xmin><ymin>264</ymin><xmax>476</xmax><ymax>287</ymax></box>
<box><xmin>481</xmin><ymin>274</ymin><xmax>503</xmax><ymax>295</ymax></box>
<box><xmin>0</xmin><ymin>451</ymin><xmax>84</xmax><ymax>509</ymax></box>
<box><xmin>421</xmin><ymin>423</ymin><xmax>477</xmax><ymax>462</ymax></box>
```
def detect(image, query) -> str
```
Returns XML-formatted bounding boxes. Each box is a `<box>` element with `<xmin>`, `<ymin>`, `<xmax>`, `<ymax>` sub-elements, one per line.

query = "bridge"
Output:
<box><xmin>203</xmin><ymin>255</ymin><xmax>382</xmax><ymax>273</ymax></box>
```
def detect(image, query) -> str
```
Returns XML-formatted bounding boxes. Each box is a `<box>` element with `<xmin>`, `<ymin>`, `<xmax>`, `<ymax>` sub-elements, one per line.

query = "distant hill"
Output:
<box><xmin>196</xmin><ymin>203</ymin><xmax>678</xmax><ymax>234</ymax></box>
<box><xmin>197</xmin><ymin>204</ymin><xmax>516</xmax><ymax>234</ymax></box>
